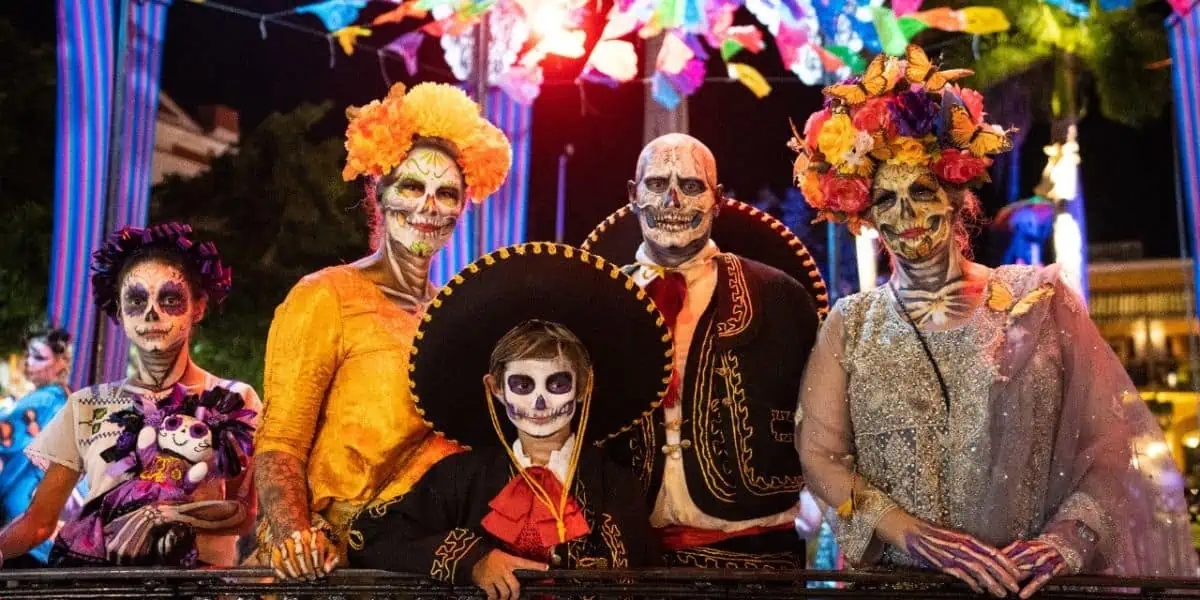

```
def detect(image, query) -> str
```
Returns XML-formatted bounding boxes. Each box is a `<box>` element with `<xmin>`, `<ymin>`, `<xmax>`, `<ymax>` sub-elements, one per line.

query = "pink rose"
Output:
<box><xmin>821</xmin><ymin>171</ymin><xmax>872</xmax><ymax>214</ymax></box>
<box><xmin>852</xmin><ymin>98</ymin><xmax>892</xmax><ymax>134</ymax></box>
<box><xmin>803</xmin><ymin>109</ymin><xmax>832</xmax><ymax>151</ymax></box>
<box><xmin>948</xmin><ymin>84</ymin><xmax>985</xmax><ymax>122</ymax></box>
<box><xmin>934</xmin><ymin>149</ymin><xmax>992</xmax><ymax>184</ymax></box>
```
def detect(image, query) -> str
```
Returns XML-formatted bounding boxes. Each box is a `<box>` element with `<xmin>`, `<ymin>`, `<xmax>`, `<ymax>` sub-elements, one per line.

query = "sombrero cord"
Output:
<box><xmin>484</xmin><ymin>368</ymin><xmax>594</xmax><ymax>544</ymax></box>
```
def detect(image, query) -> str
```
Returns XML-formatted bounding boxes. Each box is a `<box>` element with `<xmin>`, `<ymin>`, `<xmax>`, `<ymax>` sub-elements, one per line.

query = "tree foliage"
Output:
<box><xmin>940</xmin><ymin>0</ymin><xmax>1173</xmax><ymax>127</ymax></box>
<box><xmin>0</xmin><ymin>17</ymin><xmax>56</xmax><ymax>355</ymax></box>
<box><xmin>151</xmin><ymin>103</ymin><xmax>370</xmax><ymax>390</ymax></box>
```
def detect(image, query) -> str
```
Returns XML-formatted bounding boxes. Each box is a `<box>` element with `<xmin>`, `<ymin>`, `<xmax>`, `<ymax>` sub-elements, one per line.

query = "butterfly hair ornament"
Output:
<box><xmin>789</xmin><ymin>44</ymin><xmax>1015</xmax><ymax>233</ymax></box>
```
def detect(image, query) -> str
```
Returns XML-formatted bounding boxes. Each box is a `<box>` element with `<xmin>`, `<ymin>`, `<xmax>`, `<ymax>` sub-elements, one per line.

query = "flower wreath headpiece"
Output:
<box><xmin>342</xmin><ymin>82</ymin><xmax>513</xmax><ymax>202</ymax></box>
<box><xmin>91</xmin><ymin>222</ymin><xmax>231</xmax><ymax>322</ymax></box>
<box><xmin>789</xmin><ymin>45</ymin><xmax>1015</xmax><ymax>233</ymax></box>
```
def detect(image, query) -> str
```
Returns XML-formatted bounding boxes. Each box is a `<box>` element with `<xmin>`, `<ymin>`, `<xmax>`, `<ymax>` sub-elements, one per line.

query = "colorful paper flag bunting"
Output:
<box><xmin>373</xmin><ymin>1</ymin><xmax>428</xmax><ymax>24</ymax></box>
<box><xmin>334</xmin><ymin>26</ymin><xmax>371</xmax><ymax>54</ymax></box>
<box><xmin>897</xmin><ymin>15</ymin><xmax>928</xmax><ymax>38</ymax></box>
<box><xmin>1043</xmin><ymin>0</ymin><xmax>1091</xmax><ymax>18</ymax></box>
<box><xmin>891</xmin><ymin>0</ymin><xmax>922</xmax><ymax>16</ymax></box>
<box><xmin>912</xmin><ymin>7</ymin><xmax>963</xmax><ymax>30</ymax></box>
<box><xmin>656</xmin><ymin>32</ymin><xmax>695</xmax><ymax>74</ymax></box>
<box><xmin>825</xmin><ymin>44</ymin><xmax>867</xmax><ymax>73</ymax></box>
<box><xmin>496</xmin><ymin>65</ymin><xmax>544</xmax><ymax>104</ymax></box>
<box><xmin>585</xmin><ymin>39</ymin><xmax>639</xmax><ymax>81</ymax></box>
<box><xmin>960</xmin><ymin>6</ymin><xmax>1011</xmax><ymax>33</ymax></box>
<box><xmin>651</xmin><ymin>71</ymin><xmax>683</xmax><ymax>109</ymax></box>
<box><xmin>728</xmin><ymin>62</ymin><xmax>771</xmax><ymax>97</ymax></box>
<box><xmin>296</xmin><ymin>0</ymin><xmax>367</xmax><ymax>32</ymax></box>
<box><xmin>721</xmin><ymin>38</ymin><xmax>744</xmax><ymax>60</ymax></box>
<box><xmin>871</xmin><ymin>6</ymin><xmax>907</xmax><ymax>56</ymax></box>
<box><xmin>383</xmin><ymin>31</ymin><xmax>424</xmax><ymax>74</ymax></box>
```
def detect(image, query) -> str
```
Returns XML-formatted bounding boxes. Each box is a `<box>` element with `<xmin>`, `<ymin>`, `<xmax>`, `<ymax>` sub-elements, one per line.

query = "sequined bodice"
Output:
<box><xmin>838</xmin><ymin>267</ymin><xmax>1064</xmax><ymax>562</ymax></box>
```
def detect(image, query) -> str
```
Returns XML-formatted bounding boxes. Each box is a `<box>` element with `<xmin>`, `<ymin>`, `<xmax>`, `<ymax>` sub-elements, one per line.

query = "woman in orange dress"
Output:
<box><xmin>253</xmin><ymin>82</ymin><xmax>511</xmax><ymax>579</ymax></box>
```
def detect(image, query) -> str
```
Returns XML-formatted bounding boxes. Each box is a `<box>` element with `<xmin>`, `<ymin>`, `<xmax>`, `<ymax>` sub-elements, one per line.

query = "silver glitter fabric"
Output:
<box><xmin>837</xmin><ymin>266</ymin><xmax>1057</xmax><ymax>566</ymax></box>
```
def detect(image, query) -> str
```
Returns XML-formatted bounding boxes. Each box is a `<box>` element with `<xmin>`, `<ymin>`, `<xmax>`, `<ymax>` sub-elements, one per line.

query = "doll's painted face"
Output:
<box><xmin>23</xmin><ymin>339</ymin><xmax>65</xmax><ymax>387</ymax></box>
<box><xmin>158</xmin><ymin>414</ymin><xmax>214</xmax><ymax>463</ymax></box>
<box><xmin>868</xmin><ymin>163</ymin><xmax>953</xmax><ymax>262</ymax></box>
<box><xmin>119</xmin><ymin>260</ymin><xmax>202</xmax><ymax>354</ymax></box>
<box><xmin>380</xmin><ymin>145</ymin><xmax>467</xmax><ymax>258</ymax></box>
<box><xmin>499</xmin><ymin>356</ymin><xmax>577</xmax><ymax>438</ymax></box>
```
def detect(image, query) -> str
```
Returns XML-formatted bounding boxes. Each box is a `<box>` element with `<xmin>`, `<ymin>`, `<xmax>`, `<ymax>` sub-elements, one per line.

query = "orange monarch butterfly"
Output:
<box><xmin>904</xmin><ymin>45</ymin><xmax>973</xmax><ymax>92</ymax></box>
<box><xmin>823</xmin><ymin>54</ymin><xmax>900</xmax><ymax>106</ymax></box>
<box><xmin>947</xmin><ymin>104</ymin><xmax>1013</xmax><ymax>156</ymax></box>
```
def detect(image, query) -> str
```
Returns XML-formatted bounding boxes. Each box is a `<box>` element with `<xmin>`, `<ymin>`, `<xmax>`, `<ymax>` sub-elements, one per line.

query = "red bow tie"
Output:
<box><xmin>482</xmin><ymin>466</ymin><xmax>591</xmax><ymax>557</ymax></box>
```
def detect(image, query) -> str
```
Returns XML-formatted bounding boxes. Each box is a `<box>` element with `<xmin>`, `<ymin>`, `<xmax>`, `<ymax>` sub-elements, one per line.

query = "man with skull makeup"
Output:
<box><xmin>794</xmin><ymin>45</ymin><xmax>1197</xmax><ymax>599</ymax></box>
<box><xmin>254</xmin><ymin>82</ymin><xmax>511</xmax><ymax>579</ymax></box>
<box><xmin>0</xmin><ymin>223</ymin><xmax>259</xmax><ymax>568</ymax></box>
<box><xmin>351</xmin><ymin>244</ymin><xmax>668</xmax><ymax>600</ymax></box>
<box><xmin>0</xmin><ymin>325</ymin><xmax>73</xmax><ymax>567</ymax></box>
<box><xmin>585</xmin><ymin>134</ymin><xmax>821</xmax><ymax>569</ymax></box>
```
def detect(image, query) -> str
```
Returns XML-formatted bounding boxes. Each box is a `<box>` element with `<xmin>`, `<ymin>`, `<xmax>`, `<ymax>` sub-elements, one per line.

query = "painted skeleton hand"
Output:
<box><xmin>879</xmin><ymin>511</ymin><xmax>1020</xmax><ymax>597</ymax></box>
<box><xmin>268</xmin><ymin>527</ymin><xmax>338</xmax><ymax>581</ymax></box>
<box><xmin>1002</xmin><ymin>537</ymin><xmax>1072</xmax><ymax>599</ymax></box>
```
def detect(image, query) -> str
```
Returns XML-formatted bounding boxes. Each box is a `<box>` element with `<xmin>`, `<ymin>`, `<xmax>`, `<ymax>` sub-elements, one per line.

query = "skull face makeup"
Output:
<box><xmin>628</xmin><ymin>134</ymin><xmax>722</xmax><ymax>266</ymax></box>
<box><xmin>868</xmin><ymin>164</ymin><xmax>954</xmax><ymax>262</ymax></box>
<box><xmin>158</xmin><ymin>414</ymin><xmax>215</xmax><ymax>464</ymax></box>
<box><xmin>119</xmin><ymin>260</ymin><xmax>200</xmax><ymax>355</ymax></box>
<box><xmin>380</xmin><ymin>145</ymin><xmax>467</xmax><ymax>258</ymax></box>
<box><xmin>497</xmin><ymin>356</ymin><xmax>578</xmax><ymax>438</ymax></box>
<box><xmin>23</xmin><ymin>339</ymin><xmax>63</xmax><ymax>386</ymax></box>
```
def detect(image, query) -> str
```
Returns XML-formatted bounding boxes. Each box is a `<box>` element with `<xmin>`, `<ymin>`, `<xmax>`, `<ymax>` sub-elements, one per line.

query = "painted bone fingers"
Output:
<box><xmin>1003</xmin><ymin>539</ymin><xmax>1068</xmax><ymax>599</ymax></box>
<box><xmin>905</xmin><ymin>524</ymin><xmax>1021</xmax><ymax>597</ymax></box>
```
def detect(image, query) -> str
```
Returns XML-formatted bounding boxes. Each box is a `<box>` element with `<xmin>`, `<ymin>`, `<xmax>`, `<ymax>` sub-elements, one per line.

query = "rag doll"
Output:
<box><xmin>62</xmin><ymin>386</ymin><xmax>255</xmax><ymax>566</ymax></box>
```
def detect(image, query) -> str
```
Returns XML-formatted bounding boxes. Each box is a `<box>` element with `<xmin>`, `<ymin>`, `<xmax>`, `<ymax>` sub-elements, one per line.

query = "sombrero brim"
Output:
<box><xmin>581</xmin><ymin>199</ymin><xmax>830</xmax><ymax>318</ymax></box>
<box><xmin>411</xmin><ymin>242</ymin><xmax>674</xmax><ymax>449</ymax></box>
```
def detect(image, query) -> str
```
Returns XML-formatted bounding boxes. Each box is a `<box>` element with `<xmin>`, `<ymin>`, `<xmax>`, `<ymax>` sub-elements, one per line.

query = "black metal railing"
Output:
<box><xmin>3</xmin><ymin>568</ymin><xmax>1200</xmax><ymax>599</ymax></box>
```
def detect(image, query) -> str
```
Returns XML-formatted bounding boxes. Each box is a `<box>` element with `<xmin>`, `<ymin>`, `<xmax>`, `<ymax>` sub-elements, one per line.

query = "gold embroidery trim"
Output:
<box><xmin>430</xmin><ymin>528</ymin><xmax>482</xmax><ymax>583</ymax></box>
<box><xmin>691</xmin><ymin>317</ymin><xmax>737</xmax><ymax>502</ymax></box>
<box><xmin>599</xmin><ymin>514</ymin><xmax>629</xmax><ymax>569</ymax></box>
<box><xmin>716</xmin><ymin>256</ymin><xmax>753</xmax><ymax>339</ymax></box>
<box><xmin>722</xmin><ymin>353</ymin><xmax>803</xmax><ymax>495</ymax></box>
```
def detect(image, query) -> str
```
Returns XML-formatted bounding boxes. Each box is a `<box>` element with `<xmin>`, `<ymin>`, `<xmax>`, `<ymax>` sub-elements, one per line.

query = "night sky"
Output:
<box><xmin>4</xmin><ymin>0</ymin><xmax>1185</xmax><ymax>262</ymax></box>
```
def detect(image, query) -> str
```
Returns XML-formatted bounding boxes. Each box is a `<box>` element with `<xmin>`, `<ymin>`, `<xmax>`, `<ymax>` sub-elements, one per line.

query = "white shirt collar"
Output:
<box><xmin>512</xmin><ymin>434</ymin><xmax>576</xmax><ymax>483</ymax></box>
<box><xmin>633</xmin><ymin>240</ymin><xmax>721</xmax><ymax>288</ymax></box>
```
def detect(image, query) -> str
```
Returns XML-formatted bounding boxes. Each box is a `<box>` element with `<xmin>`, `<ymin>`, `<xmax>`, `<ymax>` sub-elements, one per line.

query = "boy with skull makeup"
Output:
<box><xmin>0</xmin><ymin>325</ymin><xmax>73</xmax><ymax>566</ymax></box>
<box><xmin>794</xmin><ymin>45</ymin><xmax>1197</xmax><ymax>599</ymax></box>
<box><xmin>350</xmin><ymin>244</ymin><xmax>668</xmax><ymax>600</ymax></box>
<box><xmin>583</xmin><ymin>134</ymin><xmax>820</xmax><ymax>568</ymax></box>
<box><xmin>0</xmin><ymin>223</ymin><xmax>259</xmax><ymax>568</ymax></box>
<box><xmin>254</xmin><ymin>82</ymin><xmax>512</xmax><ymax>579</ymax></box>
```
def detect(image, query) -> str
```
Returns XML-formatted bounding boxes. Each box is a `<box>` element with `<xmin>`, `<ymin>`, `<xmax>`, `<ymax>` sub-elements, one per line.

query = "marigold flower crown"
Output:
<box><xmin>342</xmin><ymin>82</ymin><xmax>513</xmax><ymax>202</ymax></box>
<box><xmin>789</xmin><ymin>44</ymin><xmax>1015</xmax><ymax>233</ymax></box>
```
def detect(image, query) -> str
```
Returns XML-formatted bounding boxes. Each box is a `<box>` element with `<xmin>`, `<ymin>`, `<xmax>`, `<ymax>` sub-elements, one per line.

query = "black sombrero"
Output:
<box><xmin>581</xmin><ymin>198</ymin><xmax>831</xmax><ymax>318</ymax></box>
<box><xmin>411</xmin><ymin>242</ymin><xmax>674</xmax><ymax>449</ymax></box>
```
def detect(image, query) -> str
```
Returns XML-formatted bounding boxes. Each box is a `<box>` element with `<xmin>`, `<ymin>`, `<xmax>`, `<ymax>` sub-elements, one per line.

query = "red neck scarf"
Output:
<box><xmin>481</xmin><ymin>466</ymin><xmax>591</xmax><ymax>560</ymax></box>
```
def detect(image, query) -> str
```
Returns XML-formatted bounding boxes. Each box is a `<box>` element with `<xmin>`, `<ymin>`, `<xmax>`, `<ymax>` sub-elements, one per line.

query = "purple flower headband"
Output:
<box><xmin>90</xmin><ymin>222</ymin><xmax>232</xmax><ymax>322</ymax></box>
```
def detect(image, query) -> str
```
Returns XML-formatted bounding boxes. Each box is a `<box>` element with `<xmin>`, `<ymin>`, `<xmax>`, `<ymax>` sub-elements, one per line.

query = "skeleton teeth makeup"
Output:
<box><xmin>381</xmin><ymin>146</ymin><xmax>466</xmax><ymax>258</ymax></box>
<box><xmin>498</xmin><ymin>357</ymin><xmax>577</xmax><ymax>438</ymax></box>
<box><xmin>868</xmin><ymin>164</ymin><xmax>954</xmax><ymax>262</ymax></box>
<box><xmin>119</xmin><ymin>261</ymin><xmax>196</xmax><ymax>354</ymax></box>
<box><xmin>629</xmin><ymin>135</ymin><xmax>720</xmax><ymax>262</ymax></box>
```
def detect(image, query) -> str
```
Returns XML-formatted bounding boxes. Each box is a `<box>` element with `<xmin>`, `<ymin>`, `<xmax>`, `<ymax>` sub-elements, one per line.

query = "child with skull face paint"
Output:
<box><xmin>254</xmin><ymin>82</ymin><xmax>512</xmax><ymax>580</ymax></box>
<box><xmin>0</xmin><ymin>223</ymin><xmax>260</xmax><ymax>569</ymax></box>
<box><xmin>792</xmin><ymin>45</ymin><xmax>1197</xmax><ymax>598</ymax></box>
<box><xmin>349</xmin><ymin>244</ymin><xmax>669</xmax><ymax>600</ymax></box>
<box><xmin>0</xmin><ymin>325</ymin><xmax>75</xmax><ymax>567</ymax></box>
